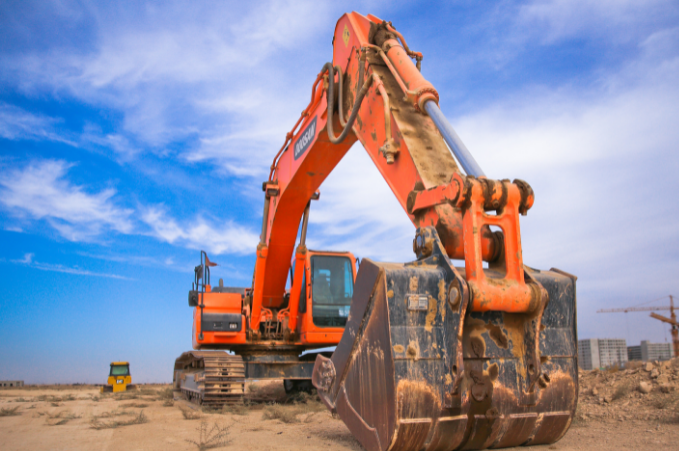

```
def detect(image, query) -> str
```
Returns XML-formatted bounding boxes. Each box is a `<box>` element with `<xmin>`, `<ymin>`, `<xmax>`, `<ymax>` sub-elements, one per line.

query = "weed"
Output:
<box><xmin>262</xmin><ymin>404</ymin><xmax>299</xmax><ymax>423</ymax></box>
<box><xmin>180</xmin><ymin>406</ymin><xmax>202</xmax><ymax>420</ymax></box>
<box><xmin>46</xmin><ymin>411</ymin><xmax>81</xmax><ymax>426</ymax></box>
<box><xmin>91</xmin><ymin>408</ymin><xmax>135</xmax><ymax>420</ymax></box>
<box><xmin>247</xmin><ymin>384</ymin><xmax>260</xmax><ymax>394</ymax></box>
<box><xmin>654</xmin><ymin>393</ymin><xmax>679</xmax><ymax>410</ymax></box>
<box><xmin>0</xmin><ymin>406</ymin><xmax>21</xmax><ymax>417</ymax></box>
<box><xmin>201</xmin><ymin>406</ymin><xmax>222</xmax><ymax>415</ymax></box>
<box><xmin>186</xmin><ymin>421</ymin><xmax>231</xmax><ymax>450</ymax></box>
<box><xmin>319</xmin><ymin>431</ymin><xmax>363</xmax><ymax>451</ymax></box>
<box><xmin>138</xmin><ymin>387</ymin><xmax>158</xmax><ymax>396</ymax></box>
<box><xmin>113</xmin><ymin>391</ymin><xmax>140</xmax><ymax>400</ymax></box>
<box><xmin>157</xmin><ymin>388</ymin><xmax>174</xmax><ymax>401</ymax></box>
<box><xmin>14</xmin><ymin>397</ymin><xmax>30</xmax><ymax>403</ymax></box>
<box><xmin>612</xmin><ymin>382</ymin><xmax>632</xmax><ymax>401</ymax></box>
<box><xmin>163</xmin><ymin>399</ymin><xmax>175</xmax><ymax>407</ymax></box>
<box><xmin>122</xmin><ymin>402</ymin><xmax>149</xmax><ymax>408</ymax></box>
<box><xmin>90</xmin><ymin>410</ymin><xmax>148</xmax><ymax>429</ymax></box>
<box><xmin>51</xmin><ymin>402</ymin><xmax>62</xmax><ymax>407</ymax></box>
<box><xmin>222</xmin><ymin>403</ymin><xmax>249</xmax><ymax>416</ymax></box>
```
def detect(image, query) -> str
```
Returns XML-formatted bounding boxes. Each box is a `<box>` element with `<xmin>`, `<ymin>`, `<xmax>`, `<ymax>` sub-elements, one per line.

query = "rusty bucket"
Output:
<box><xmin>312</xmin><ymin>228</ymin><xmax>577</xmax><ymax>451</ymax></box>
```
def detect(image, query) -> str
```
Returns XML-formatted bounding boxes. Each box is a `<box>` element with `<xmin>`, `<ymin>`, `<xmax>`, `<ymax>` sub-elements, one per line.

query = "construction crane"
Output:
<box><xmin>173</xmin><ymin>12</ymin><xmax>578</xmax><ymax>451</ymax></box>
<box><xmin>597</xmin><ymin>295</ymin><xmax>678</xmax><ymax>358</ymax></box>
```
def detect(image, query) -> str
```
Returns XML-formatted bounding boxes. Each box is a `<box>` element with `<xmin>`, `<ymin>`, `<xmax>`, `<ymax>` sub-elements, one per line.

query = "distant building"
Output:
<box><xmin>578</xmin><ymin>338</ymin><xmax>628</xmax><ymax>370</ymax></box>
<box><xmin>627</xmin><ymin>340</ymin><xmax>673</xmax><ymax>361</ymax></box>
<box><xmin>0</xmin><ymin>380</ymin><xmax>24</xmax><ymax>388</ymax></box>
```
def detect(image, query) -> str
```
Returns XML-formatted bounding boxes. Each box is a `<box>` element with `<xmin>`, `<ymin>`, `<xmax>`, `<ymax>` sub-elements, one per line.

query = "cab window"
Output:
<box><xmin>311</xmin><ymin>255</ymin><xmax>354</xmax><ymax>327</ymax></box>
<box><xmin>110</xmin><ymin>365</ymin><xmax>130</xmax><ymax>376</ymax></box>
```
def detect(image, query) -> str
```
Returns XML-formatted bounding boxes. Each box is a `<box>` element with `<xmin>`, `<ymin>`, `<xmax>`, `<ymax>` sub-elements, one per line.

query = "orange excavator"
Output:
<box><xmin>173</xmin><ymin>12</ymin><xmax>578</xmax><ymax>450</ymax></box>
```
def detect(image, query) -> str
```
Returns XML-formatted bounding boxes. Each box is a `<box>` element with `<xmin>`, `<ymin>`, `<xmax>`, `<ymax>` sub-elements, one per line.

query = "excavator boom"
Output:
<box><xmin>176</xmin><ymin>11</ymin><xmax>578</xmax><ymax>451</ymax></box>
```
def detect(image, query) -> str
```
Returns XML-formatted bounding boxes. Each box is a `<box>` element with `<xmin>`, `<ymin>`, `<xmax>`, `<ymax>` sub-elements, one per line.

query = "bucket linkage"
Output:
<box><xmin>312</xmin><ymin>226</ymin><xmax>577</xmax><ymax>451</ymax></box>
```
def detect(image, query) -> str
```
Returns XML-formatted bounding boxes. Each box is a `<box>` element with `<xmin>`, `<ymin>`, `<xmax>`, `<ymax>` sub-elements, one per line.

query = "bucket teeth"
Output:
<box><xmin>312</xmin><ymin>226</ymin><xmax>578</xmax><ymax>451</ymax></box>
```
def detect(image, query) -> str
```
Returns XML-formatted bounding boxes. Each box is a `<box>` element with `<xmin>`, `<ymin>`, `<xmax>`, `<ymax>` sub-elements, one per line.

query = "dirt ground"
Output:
<box><xmin>1</xmin><ymin>363</ymin><xmax>678</xmax><ymax>451</ymax></box>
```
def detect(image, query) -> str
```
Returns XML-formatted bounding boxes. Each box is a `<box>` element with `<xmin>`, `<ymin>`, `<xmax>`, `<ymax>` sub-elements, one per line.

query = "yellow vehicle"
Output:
<box><xmin>101</xmin><ymin>361</ymin><xmax>135</xmax><ymax>393</ymax></box>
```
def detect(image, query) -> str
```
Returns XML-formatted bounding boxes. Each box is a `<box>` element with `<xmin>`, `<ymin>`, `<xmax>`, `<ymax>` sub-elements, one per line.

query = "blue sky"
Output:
<box><xmin>1</xmin><ymin>0</ymin><xmax>678</xmax><ymax>383</ymax></box>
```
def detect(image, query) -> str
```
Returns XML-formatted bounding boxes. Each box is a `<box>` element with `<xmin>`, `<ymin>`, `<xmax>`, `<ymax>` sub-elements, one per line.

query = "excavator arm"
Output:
<box><xmin>252</xmin><ymin>13</ymin><xmax>537</xmax><ymax>331</ymax></box>
<box><xmin>246</xmin><ymin>12</ymin><xmax>578</xmax><ymax>451</ymax></box>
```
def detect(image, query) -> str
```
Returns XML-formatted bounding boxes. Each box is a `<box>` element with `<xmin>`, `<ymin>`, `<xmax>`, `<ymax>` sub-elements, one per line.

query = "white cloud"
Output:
<box><xmin>2</xmin><ymin>0</ymin><xmax>334</xmax><ymax>162</ymax></box>
<box><xmin>517</xmin><ymin>0</ymin><xmax>676</xmax><ymax>44</ymax></box>
<box><xmin>12</xmin><ymin>253</ymin><xmax>34</xmax><ymax>264</ymax></box>
<box><xmin>0</xmin><ymin>103</ymin><xmax>76</xmax><ymax>145</ymax></box>
<box><xmin>0</xmin><ymin>158</ymin><xmax>260</xmax><ymax>255</ymax></box>
<box><xmin>141</xmin><ymin>206</ymin><xmax>259</xmax><ymax>255</ymax></box>
<box><xmin>0</xmin><ymin>159</ymin><xmax>133</xmax><ymax>241</ymax></box>
<box><xmin>306</xmin><ymin>146</ymin><xmax>415</xmax><ymax>263</ymax></box>
<box><xmin>10</xmin><ymin>252</ymin><xmax>131</xmax><ymax>280</ymax></box>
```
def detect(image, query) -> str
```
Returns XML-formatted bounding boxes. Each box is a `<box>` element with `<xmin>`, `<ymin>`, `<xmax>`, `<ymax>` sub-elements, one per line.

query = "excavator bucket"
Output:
<box><xmin>312</xmin><ymin>228</ymin><xmax>577</xmax><ymax>451</ymax></box>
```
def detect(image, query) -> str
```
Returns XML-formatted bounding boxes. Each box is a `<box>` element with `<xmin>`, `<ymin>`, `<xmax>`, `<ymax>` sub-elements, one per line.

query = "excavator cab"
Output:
<box><xmin>293</xmin><ymin>250</ymin><xmax>357</xmax><ymax>344</ymax></box>
<box><xmin>188</xmin><ymin>249</ymin><xmax>356</xmax><ymax>348</ymax></box>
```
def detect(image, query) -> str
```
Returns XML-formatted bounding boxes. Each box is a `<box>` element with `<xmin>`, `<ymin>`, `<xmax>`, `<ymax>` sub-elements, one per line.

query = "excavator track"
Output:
<box><xmin>174</xmin><ymin>351</ymin><xmax>245</xmax><ymax>407</ymax></box>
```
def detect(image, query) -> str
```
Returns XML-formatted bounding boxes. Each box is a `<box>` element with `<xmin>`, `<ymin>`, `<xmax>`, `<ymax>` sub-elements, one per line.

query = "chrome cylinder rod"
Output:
<box><xmin>424</xmin><ymin>100</ymin><xmax>485</xmax><ymax>177</ymax></box>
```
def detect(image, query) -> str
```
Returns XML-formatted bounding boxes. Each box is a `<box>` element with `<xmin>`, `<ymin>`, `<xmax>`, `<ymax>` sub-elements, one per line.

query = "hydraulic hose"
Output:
<box><xmin>423</xmin><ymin>100</ymin><xmax>485</xmax><ymax>177</ymax></box>
<box><xmin>323</xmin><ymin>60</ymin><xmax>371</xmax><ymax>144</ymax></box>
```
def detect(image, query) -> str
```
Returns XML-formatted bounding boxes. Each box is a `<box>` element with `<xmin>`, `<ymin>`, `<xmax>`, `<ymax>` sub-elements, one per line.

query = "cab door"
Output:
<box><xmin>299</xmin><ymin>253</ymin><xmax>356</xmax><ymax>344</ymax></box>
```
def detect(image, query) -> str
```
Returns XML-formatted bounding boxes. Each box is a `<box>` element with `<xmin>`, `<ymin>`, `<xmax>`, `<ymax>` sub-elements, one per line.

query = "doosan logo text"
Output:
<box><xmin>294</xmin><ymin>116</ymin><xmax>317</xmax><ymax>160</ymax></box>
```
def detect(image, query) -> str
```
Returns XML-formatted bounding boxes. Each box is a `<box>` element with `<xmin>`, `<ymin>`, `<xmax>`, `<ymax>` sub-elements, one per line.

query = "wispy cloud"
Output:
<box><xmin>516</xmin><ymin>0</ymin><xmax>677</xmax><ymax>44</ymax></box>
<box><xmin>1</xmin><ymin>0</ymin><xmax>335</xmax><ymax>170</ymax></box>
<box><xmin>12</xmin><ymin>253</ymin><xmax>34</xmax><ymax>264</ymax></box>
<box><xmin>10</xmin><ymin>252</ymin><xmax>132</xmax><ymax>280</ymax></box>
<box><xmin>141</xmin><ymin>206</ymin><xmax>259</xmax><ymax>255</ymax></box>
<box><xmin>0</xmin><ymin>159</ymin><xmax>134</xmax><ymax>241</ymax></box>
<box><xmin>0</xmin><ymin>103</ymin><xmax>76</xmax><ymax>145</ymax></box>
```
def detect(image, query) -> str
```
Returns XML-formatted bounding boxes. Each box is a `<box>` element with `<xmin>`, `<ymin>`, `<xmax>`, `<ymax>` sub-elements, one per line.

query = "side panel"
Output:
<box><xmin>193</xmin><ymin>292</ymin><xmax>247</xmax><ymax>348</ymax></box>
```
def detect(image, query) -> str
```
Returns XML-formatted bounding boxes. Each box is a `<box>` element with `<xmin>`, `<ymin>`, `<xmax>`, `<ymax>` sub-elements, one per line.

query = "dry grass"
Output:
<box><xmin>46</xmin><ymin>411</ymin><xmax>81</xmax><ymax>426</ymax></box>
<box><xmin>262</xmin><ymin>404</ymin><xmax>300</xmax><ymax>424</ymax></box>
<box><xmin>606</xmin><ymin>364</ymin><xmax>620</xmax><ymax>373</ymax></box>
<box><xmin>186</xmin><ymin>421</ymin><xmax>231</xmax><ymax>450</ymax></box>
<box><xmin>654</xmin><ymin>393</ymin><xmax>679</xmax><ymax>410</ymax></box>
<box><xmin>163</xmin><ymin>399</ymin><xmax>175</xmax><ymax>407</ymax></box>
<box><xmin>156</xmin><ymin>388</ymin><xmax>174</xmax><ymax>401</ymax></box>
<box><xmin>2</xmin><ymin>384</ymin><xmax>96</xmax><ymax>391</ymax></box>
<box><xmin>612</xmin><ymin>382</ymin><xmax>633</xmax><ymax>401</ymax></box>
<box><xmin>35</xmin><ymin>394</ymin><xmax>76</xmax><ymax>404</ymax></box>
<box><xmin>201</xmin><ymin>406</ymin><xmax>222</xmax><ymax>415</ymax></box>
<box><xmin>91</xmin><ymin>408</ymin><xmax>137</xmax><ymax>420</ymax></box>
<box><xmin>122</xmin><ymin>402</ymin><xmax>149</xmax><ymax>408</ymax></box>
<box><xmin>222</xmin><ymin>403</ymin><xmax>249</xmax><ymax>416</ymax></box>
<box><xmin>0</xmin><ymin>406</ymin><xmax>21</xmax><ymax>417</ymax></box>
<box><xmin>90</xmin><ymin>410</ymin><xmax>148</xmax><ymax>429</ymax></box>
<box><xmin>180</xmin><ymin>405</ymin><xmax>202</xmax><ymax>420</ymax></box>
<box><xmin>570</xmin><ymin>403</ymin><xmax>588</xmax><ymax>428</ymax></box>
<box><xmin>113</xmin><ymin>391</ymin><xmax>140</xmax><ymax>400</ymax></box>
<box><xmin>246</xmin><ymin>384</ymin><xmax>260</xmax><ymax>394</ymax></box>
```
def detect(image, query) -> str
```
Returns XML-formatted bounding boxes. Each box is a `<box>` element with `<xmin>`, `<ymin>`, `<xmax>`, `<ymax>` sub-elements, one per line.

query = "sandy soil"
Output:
<box><xmin>0</xmin><ymin>376</ymin><xmax>678</xmax><ymax>451</ymax></box>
